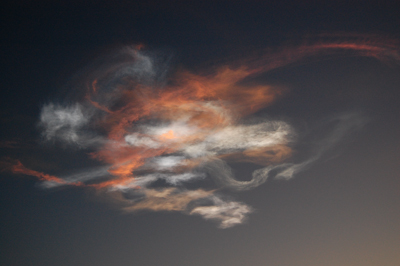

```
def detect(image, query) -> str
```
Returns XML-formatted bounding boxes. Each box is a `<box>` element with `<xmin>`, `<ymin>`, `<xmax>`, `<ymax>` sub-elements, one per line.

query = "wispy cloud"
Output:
<box><xmin>2</xmin><ymin>36</ymin><xmax>398</xmax><ymax>227</ymax></box>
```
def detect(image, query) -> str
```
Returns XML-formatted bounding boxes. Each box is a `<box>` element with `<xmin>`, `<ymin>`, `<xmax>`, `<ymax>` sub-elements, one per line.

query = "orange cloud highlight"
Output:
<box><xmin>1</xmin><ymin>158</ymin><xmax>66</xmax><ymax>184</ymax></box>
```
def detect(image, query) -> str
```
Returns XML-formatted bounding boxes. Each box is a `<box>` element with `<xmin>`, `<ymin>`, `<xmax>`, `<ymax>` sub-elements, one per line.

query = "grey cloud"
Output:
<box><xmin>117</xmin><ymin>49</ymin><xmax>156</xmax><ymax>81</ymax></box>
<box><xmin>62</xmin><ymin>166</ymin><xmax>110</xmax><ymax>183</ymax></box>
<box><xmin>40</xmin><ymin>103</ymin><xmax>87</xmax><ymax>141</ymax></box>
<box><xmin>39</xmin><ymin>166</ymin><xmax>110</xmax><ymax>188</ymax></box>
<box><xmin>39</xmin><ymin>103</ymin><xmax>102</xmax><ymax>148</ymax></box>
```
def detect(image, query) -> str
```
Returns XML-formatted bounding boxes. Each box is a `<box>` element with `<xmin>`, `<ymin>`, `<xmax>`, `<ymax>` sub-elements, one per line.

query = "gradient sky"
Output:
<box><xmin>1</xmin><ymin>1</ymin><xmax>400</xmax><ymax>266</ymax></box>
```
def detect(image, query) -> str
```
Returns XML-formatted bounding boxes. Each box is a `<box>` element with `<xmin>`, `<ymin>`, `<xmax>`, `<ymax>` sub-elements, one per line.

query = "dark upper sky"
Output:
<box><xmin>1</xmin><ymin>1</ymin><xmax>400</xmax><ymax>266</ymax></box>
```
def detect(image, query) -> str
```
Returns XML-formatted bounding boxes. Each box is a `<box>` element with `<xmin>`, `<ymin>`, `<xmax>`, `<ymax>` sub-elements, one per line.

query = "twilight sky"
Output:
<box><xmin>1</xmin><ymin>1</ymin><xmax>400</xmax><ymax>266</ymax></box>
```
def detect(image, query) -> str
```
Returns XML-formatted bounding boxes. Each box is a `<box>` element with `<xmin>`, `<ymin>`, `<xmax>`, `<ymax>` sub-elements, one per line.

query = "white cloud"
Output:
<box><xmin>152</xmin><ymin>156</ymin><xmax>186</xmax><ymax>170</ymax></box>
<box><xmin>190</xmin><ymin>196</ymin><xmax>252</xmax><ymax>228</ymax></box>
<box><xmin>125</xmin><ymin>133</ymin><xmax>162</xmax><ymax>148</ymax></box>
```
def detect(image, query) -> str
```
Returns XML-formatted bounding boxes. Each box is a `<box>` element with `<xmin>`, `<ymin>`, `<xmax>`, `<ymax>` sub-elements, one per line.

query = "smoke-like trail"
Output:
<box><xmin>2</xmin><ymin>36</ymin><xmax>399</xmax><ymax>228</ymax></box>
<box><xmin>1</xmin><ymin>158</ymin><xmax>69</xmax><ymax>185</ymax></box>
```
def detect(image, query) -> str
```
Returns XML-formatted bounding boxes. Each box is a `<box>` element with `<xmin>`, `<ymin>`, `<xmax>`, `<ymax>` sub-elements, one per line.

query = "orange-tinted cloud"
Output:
<box><xmin>5</xmin><ymin>36</ymin><xmax>399</xmax><ymax>227</ymax></box>
<box><xmin>1</xmin><ymin>158</ymin><xmax>66</xmax><ymax>185</ymax></box>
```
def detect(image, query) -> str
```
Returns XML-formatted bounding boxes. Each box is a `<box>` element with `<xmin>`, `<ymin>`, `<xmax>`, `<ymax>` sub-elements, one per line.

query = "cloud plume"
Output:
<box><xmin>2</xmin><ymin>36</ymin><xmax>399</xmax><ymax>228</ymax></box>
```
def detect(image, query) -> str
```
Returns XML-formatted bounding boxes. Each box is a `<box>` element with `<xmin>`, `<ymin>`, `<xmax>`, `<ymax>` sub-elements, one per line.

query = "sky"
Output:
<box><xmin>1</xmin><ymin>1</ymin><xmax>400</xmax><ymax>266</ymax></box>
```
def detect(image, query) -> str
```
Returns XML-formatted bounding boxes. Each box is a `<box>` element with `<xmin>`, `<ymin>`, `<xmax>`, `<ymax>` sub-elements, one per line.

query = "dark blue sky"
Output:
<box><xmin>1</xmin><ymin>1</ymin><xmax>400</xmax><ymax>265</ymax></box>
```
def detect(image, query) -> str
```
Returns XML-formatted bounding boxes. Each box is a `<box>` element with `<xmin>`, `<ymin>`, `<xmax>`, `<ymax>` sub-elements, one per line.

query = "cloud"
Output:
<box><xmin>1</xmin><ymin>158</ymin><xmax>67</xmax><ymax>185</ymax></box>
<box><xmin>190</xmin><ymin>196</ymin><xmax>252</xmax><ymax>228</ymax></box>
<box><xmin>4</xmin><ymin>36</ymin><xmax>399</xmax><ymax>228</ymax></box>
<box><xmin>122</xmin><ymin>188</ymin><xmax>213</xmax><ymax>212</ymax></box>
<box><xmin>39</xmin><ymin>103</ymin><xmax>102</xmax><ymax>148</ymax></box>
<box><xmin>116</xmin><ymin>187</ymin><xmax>252</xmax><ymax>229</ymax></box>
